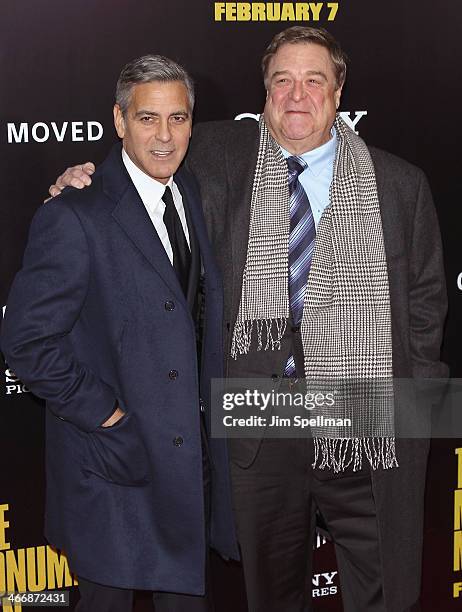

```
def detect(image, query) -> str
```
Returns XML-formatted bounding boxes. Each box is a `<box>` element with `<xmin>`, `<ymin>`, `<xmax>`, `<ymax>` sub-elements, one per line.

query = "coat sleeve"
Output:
<box><xmin>1</xmin><ymin>201</ymin><xmax>117</xmax><ymax>432</ymax></box>
<box><xmin>408</xmin><ymin>172</ymin><xmax>449</xmax><ymax>378</ymax></box>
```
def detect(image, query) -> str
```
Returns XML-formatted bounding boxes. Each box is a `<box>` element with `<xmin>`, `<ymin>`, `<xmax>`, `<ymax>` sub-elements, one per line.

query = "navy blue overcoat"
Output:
<box><xmin>1</xmin><ymin>144</ymin><xmax>238</xmax><ymax>593</ymax></box>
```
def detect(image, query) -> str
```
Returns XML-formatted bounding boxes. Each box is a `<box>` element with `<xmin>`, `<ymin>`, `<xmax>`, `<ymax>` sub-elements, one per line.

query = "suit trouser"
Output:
<box><xmin>76</xmin><ymin>560</ymin><xmax>213</xmax><ymax>612</ymax></box>
<box><xmin>75</xmin><ymin>416</ymin><xmax>213</xmax><ymax>612</ymax></box>
<box><xmin>230</xmin><ymin>436</ymin><xmax>386</xmax><ymax>612</ymax></box>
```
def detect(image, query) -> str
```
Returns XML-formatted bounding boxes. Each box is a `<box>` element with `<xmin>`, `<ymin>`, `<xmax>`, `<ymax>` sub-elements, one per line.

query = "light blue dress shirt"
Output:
<box><xmin>281</xmin><ymin>128</ymin><xmax>337</xmax><ymax>228</ymax></box>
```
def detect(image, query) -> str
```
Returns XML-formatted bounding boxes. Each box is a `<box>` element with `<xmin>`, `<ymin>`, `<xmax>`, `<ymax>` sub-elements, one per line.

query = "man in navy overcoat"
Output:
<box><xmin>1</xmin><ymin>55</ymin><xmax>238</xmax><ymax>611</ymax></box>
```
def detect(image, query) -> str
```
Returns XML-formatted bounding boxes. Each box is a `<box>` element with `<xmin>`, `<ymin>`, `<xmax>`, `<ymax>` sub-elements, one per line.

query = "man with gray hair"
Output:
<box><xmin>49</xmin><ymin>27</ymin><xmax>446</xmax><ymax>612</ymax></box>
<box><xmin>2</xmin><ymin>54</ymin><xmax>239</xmax><ymax>611</ymax></box>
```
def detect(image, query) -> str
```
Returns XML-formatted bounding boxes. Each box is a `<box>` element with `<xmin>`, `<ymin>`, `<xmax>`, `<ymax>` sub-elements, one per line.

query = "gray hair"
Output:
<box><xmin>116</xmin><ymin>54</ymin><xmax>195</xmax><ymax>115</ymax></box>
<box><xmin>262</xmin><ymin>27</ymin><xmax>348</xmax><ymax>90</ymax></box>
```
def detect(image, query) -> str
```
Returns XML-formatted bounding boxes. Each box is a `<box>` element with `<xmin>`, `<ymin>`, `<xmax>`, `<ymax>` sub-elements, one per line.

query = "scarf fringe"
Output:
<box><xmin>312</xmin><ymin>437</ymin><xmax>399</xmax><ymax>473</ymax></box>
<box><xmin>231</xmin><ymin>318</ymin><xmax>287</xmax><ymax>358</ymax></box>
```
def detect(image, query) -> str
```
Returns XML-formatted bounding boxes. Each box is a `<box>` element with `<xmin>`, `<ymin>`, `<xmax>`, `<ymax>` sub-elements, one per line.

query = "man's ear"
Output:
<box><xmin>113</xmin><ymin>104</ymin><xmax>125</xmax><ymax>139</ymax></box>
<box><xmin>334</xmin><ymin>86</ymin><xmax>343</xmax><ymax>110</ymax></box>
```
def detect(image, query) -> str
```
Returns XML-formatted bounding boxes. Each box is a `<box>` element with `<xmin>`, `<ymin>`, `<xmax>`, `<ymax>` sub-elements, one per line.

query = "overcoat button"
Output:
<box><xmin>169</xmin><ymin>370</ymin><xmax>178</xmax><ymax>380</ymax></box>
<box><xmin>200</xmin><ymin>398</ymin><xmax>205</xmax><ymax>412</ymax></box>
<box><xmin>165</xmin><ymin>301</ymin><xmax>175</xmax><ymax>311</ymax></box>
<box><xmin>173</xmin><ymin>436</ymin><xmax>183</xmax><ymax>447</ymax></box>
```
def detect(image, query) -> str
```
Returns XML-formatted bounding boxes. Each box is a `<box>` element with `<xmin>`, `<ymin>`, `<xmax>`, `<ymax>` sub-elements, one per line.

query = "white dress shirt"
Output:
<box><xmin>122</xmin><ymin>148</ymin><xmax>190</xmax><ymax>265</ymax></box>
<box><xmin>280</xmin><ymin>127</ymin><xmax>337</xmax><ymax>229</ymax></box>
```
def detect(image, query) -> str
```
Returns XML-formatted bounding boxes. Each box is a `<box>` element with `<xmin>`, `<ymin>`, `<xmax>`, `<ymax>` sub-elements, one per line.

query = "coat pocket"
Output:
<box><xmin>83</xmin><ymin>412</ymin><xmax>150</xmax><ymax>486</ymax></box>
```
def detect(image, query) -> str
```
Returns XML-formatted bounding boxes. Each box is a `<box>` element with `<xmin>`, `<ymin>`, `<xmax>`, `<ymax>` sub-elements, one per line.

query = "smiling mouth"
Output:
<box><xmin>150</xmin><ymin>150</ymin><xmax>174</xmax><ymax>158</ymax></box>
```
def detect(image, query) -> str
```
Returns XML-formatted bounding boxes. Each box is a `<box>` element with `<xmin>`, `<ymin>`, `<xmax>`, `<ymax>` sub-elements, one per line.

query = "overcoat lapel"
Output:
<box><xmin>103</xmin><ymin>144</ymin><xmax>189</xmax><ymax>308</ymax></box>
<box><xmin>176</xmin><ymin>166</ymin><xmax>220</xmax><ymax>288</ymax></box>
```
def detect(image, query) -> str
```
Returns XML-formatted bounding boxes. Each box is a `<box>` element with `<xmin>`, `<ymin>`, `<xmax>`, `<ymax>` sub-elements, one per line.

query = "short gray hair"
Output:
<box><xmin>262</xmin><ymin>27</ymin><xmax>347</xmax><ymax>90</ymax></box>
<box><xmin>116</xmin><ymin>54</ymin><xmax>195</xmax><ymax>115</ymax></box>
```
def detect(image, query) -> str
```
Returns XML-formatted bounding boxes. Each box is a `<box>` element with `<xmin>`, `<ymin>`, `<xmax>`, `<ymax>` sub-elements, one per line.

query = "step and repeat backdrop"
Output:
<box><xmin>1</xmin><ymin>0</ymin><xmax>461</xmax><ymax>610</ymax></box>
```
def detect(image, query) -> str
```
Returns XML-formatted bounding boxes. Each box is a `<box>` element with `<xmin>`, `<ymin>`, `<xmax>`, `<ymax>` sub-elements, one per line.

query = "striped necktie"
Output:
<box><xmin>284</xmin><ymin>156</ymin><xmax>316</xmax><ymax>378</ymax></box>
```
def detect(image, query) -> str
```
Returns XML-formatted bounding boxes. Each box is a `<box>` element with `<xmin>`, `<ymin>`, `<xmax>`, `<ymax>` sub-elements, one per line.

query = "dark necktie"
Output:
<box><xmin>284</xmin><ymin>156</ymin><xmax>316</xmax><ymax>377</ymax></box>
<box><xmin>162</xmin><ymin>185</ymin><xmax>191</xmax><ymax>295</ymax></box>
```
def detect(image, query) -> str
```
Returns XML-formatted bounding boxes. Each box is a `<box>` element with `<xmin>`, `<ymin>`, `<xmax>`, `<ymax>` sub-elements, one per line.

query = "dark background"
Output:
<box><xmin>1</xmin><ymin>1</ymin><xmax>461</xmax><ymax>609</ymax></box>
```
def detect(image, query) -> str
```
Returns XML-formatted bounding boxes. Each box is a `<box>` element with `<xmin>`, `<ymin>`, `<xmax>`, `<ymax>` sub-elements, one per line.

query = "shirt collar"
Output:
<box><xmin>280</xmin><ymin>127</ymin><xmax>337</xmax><ymax>177</ymax></box>
<box><xmin>122</xmin><ymin>148</ymin><xmax>173</xmax><ymax>210</ymax></box>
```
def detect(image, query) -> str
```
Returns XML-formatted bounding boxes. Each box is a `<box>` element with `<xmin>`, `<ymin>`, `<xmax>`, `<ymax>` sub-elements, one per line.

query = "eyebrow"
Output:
<box><xmin>271</xmin><ymin>69</ymin><xmax>328</xmax><ymax>81</ymax></box>
<box><xmin>134</xmin><ymin>110</ymin><xmax>190</xmax><ymax>118</ymax></box>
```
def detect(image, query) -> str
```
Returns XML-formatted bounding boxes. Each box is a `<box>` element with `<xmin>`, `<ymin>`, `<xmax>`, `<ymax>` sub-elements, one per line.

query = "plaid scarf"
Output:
<box><xmin>230</xmin><ymin>115</ymin><xmax>398</xmax><ymax>472</ymax></box>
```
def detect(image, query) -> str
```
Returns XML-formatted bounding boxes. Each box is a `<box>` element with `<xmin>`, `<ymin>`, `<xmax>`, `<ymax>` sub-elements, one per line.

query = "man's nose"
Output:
<box><xmin>155</xmin><ymin>120</ymin><xmax>172</xmax><ymax>143</ymax></box>
<box><xmin>290</xmin><ymin>80</ymin><xmax>306</xmax><ymax>101</ymax></box>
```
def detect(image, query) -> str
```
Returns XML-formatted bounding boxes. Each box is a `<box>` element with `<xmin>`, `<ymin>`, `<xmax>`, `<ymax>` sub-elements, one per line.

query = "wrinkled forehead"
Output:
<box><xmin>128</xmin><ymin>81</ymin><xmax>191</xmax><ymax>113</ymax></box>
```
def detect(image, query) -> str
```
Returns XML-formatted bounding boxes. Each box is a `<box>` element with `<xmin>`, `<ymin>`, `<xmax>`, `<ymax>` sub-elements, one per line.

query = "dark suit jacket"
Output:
<box><xmin>1</xmin><ymin>144</ymin><xmax>239</xmax><ymax>593</ymax></box>
<box><xmin>186</xmin><ymin>118</ymin><xmax>448</xmax><ymax>612</ymax></box>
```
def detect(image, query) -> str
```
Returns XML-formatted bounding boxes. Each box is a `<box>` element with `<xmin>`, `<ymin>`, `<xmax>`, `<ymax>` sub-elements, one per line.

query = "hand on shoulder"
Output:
<box><xmin>46</xmin><ymin>161</ymin><xmax>95</xmax><ymax>202</ymax></box>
